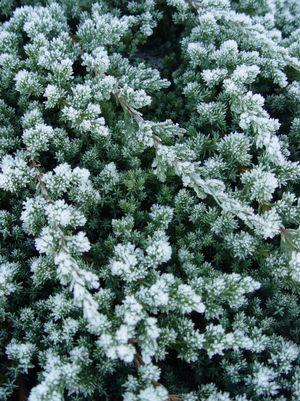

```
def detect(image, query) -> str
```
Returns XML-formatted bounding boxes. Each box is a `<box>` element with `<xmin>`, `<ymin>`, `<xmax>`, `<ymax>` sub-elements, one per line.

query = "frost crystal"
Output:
<box><xmin>0</xmin><ymin>1</ymin><xmax>299</xmax><ymax>401</ymax></box>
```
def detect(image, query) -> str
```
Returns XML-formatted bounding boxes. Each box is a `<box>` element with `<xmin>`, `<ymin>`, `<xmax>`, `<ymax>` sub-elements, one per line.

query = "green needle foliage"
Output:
<box><xmin>0</xmin><ymin>1</ymin><xmax>300</xmax><ymax>400</ymax></box>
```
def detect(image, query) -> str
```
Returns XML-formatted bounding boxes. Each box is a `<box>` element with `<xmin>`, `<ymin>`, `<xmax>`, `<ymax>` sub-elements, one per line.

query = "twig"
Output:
<box><xmin>17</xmin><ymin>376</ymin><xmax>27</xmax><ymax>401</ymax></box>
<box><xmin>133</xmin><ymin>351</ymin><xmax>182</xmax><ymax>400</ymax></box>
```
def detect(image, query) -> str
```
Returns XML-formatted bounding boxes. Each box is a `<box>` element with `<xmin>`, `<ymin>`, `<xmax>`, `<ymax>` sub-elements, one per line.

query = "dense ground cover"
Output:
<box><xmin>0</xmin><ymin>1</ymin><xmax>300</xmax><ymax>400</ymax></box>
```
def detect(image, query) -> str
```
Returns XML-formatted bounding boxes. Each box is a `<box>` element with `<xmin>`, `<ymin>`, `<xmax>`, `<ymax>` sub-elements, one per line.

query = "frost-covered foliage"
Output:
<box><xmin>0</xmin><ymin>1</ymin><xmax>300</xmax><ymax>400</ymax></box>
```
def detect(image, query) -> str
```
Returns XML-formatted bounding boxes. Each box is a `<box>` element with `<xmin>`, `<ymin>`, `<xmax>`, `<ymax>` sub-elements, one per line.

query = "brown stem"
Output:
<box><xmin>169</xmin><ymin>396</ymin><xmax>182</xmax><ymax>401</ymax></box>
<box><xmin>29</xmin><ymin>159</ymin><xmax>51</xmax><ymax>201</ymax></box>
<box><xmin>113</xmin><ymin>86</ymin><xmax>162</xmax><ymax>149</ymax></box>
<box><xmin>133</xmin><ymin>352</ymin><xmax>145</xmax><ymax>367</ymax></box>
<box><xmin>17</xmin><ymin>375</ymin><xmax>27</xmax><ymax>401</ymax></box>
<box><xmin>114</xmin><ymin>85</ymin><xmax>184</xmax><ymax>401</ymax></box>
<box><xmin>113</xmin><ymin>86</ymin><xmax>144</xmax><ymax>124</ymax></box>
<box><xmin>128</xmin><ymin>338</ymin><xmax>138</xmax><ymax>344</ymax></box>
